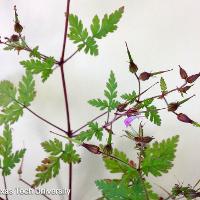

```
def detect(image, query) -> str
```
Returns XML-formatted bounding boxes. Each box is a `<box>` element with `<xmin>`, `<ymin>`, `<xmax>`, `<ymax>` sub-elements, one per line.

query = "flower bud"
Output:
<box><xmin>126</xmin><ymin>108</ymin><xmax>138</xmax><ymax>117</ymax></box>
<box><xmin>36</xmin><ymin>165</ymin><xmax>48</xmax><ymax>172</ymax></box>
<box><xmin>10</xmin><ymin>34</ymin><xmax>19</xmax><ymax>42</ymax></box>
<box><xmin>168</xmin><ymin>102</ymin><xmax>179</xmax><ymax>112</ymax></box>
<box><xmin>139</xmin><ymin>72</ymin><xmax>151</xmax><ymax>81</ymax></box>
<box><xmin>177</xmin><ymin>113</ymin><xmax>194</xmax><ymax>124</ymax></box>
<box><xmin>178</xmin><ymin>85</ymin><xmax>193</xmax><ymax>94</ymax></box>
<box><xmin>117</xmin><ymin>103</ymin><xmax>127</xmax><ymax>112</ymax></box>
<box><xmin>134</xmin><ymin>136</ymin><xmax>154</xmax><ymax>144</ymax></box>
<box><xmin>129</xmin><ymin>61</ymin><xmax>138</xmax><ymax>73</ymax></box>
<box><xmin>103</xmin><ymin>144</ymin><xmax>113</xmax><ymax>155</ymax></box>
<box><xmin>179</xmin><ymin>65</ymin><xmax>188</xmax><ymax>80</ymax></box>
<box><xmin>187</xmin><ymin>73</ymin><xmax>200</xmax><ymax>83</ymax></box>
<box><xmin>42</xmin><ymin>158</ymin><xmax>51</xmax><ymax>164</ymax></box>
<box><xmin>14</xmin><ymin>22</ymin><xmax>23</xmax><ymax>34</ymax></box>
<box><xmin>128</xmin><ymin>160</ymin><xmax>136</xmax><ymax>168</ymax></box>
<box><xmin>82</xmin><ymin>143</ymin><xmax>101</xmax><ymax>154</ymax></box>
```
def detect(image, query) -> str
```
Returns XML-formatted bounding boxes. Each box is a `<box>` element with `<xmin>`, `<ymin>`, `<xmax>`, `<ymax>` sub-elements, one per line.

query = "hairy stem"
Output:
<box><xmin>59</xmin><ymin>1</ymin><xmax>72</xmax><ymax>200</ymax></box>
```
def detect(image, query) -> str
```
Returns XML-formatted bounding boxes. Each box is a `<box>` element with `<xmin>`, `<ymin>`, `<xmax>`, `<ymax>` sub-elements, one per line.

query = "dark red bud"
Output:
<box><xmin>179</xmin><ymin>65</ymin><xmax>188</xmax><ymax>79</ymax></box>
<box><xmin>139</xmin><ymin>72</ymin><xmax>151</xmax><ymax>81</ymax></box>
<box><xmin>10</xmin><ymin>34</ymin><xmax>19</xmax><ymax>42</ymax></box>
<box><xmin>117</xmin><ymin>103</ymin><xmax>127</xmax><ymax>112</ymax></box>
<box><xmin>134</xmin><ymin>136</ymin><xmax>154</xmax><ymax>144</ymax></box>
<box><xmin>177</xmin><ymin>113</ymin><xmax>194</xmax><ymax>124</ymax></box>
<box><xmin>187</xmin><ymin>73</ymin><xmax>200</xmax><ymax>83</ymax></box>
<box><xmin>14</xmin><ymin>22</ymin><xmax>23</xmax><ymax>33</ymax></box>
<box><xmin>128</xmin><ymin>160</ymin><xmax>136</xmax><ymax>168</ymax></box>
<box><xmin>129</xmin><ymin>61</ymin><xmax>138</xmax><ymax>73</ymax></box>
<box><xmin>126</xmin><ymin>108</ymin><xmax>139</xmax><ymax>117</ymax></box>
<box><xmin>168</xmin><ymin>102</ymin><xmax>179</xmax><ymax>112</ymax></box>
<box><xmin>178</xmin><ymin>85</ymin><xmax>193</xmax><ymax>94</ymax></box>
<box><xmin>82</xmin><ymin>143</ymin><xmax>101</xmax><ymax>154</ymax></box>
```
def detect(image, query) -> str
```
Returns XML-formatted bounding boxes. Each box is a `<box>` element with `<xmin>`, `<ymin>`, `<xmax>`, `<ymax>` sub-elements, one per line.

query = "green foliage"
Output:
<box><xmin>142</xmin><ymin>135</ymin><xmax>179</xmax><ymax>176</ymax></box>
<box><xmin>20</xmin><ymin>57</ymin><xmax>55</xmax><ymax>82</ymax></box>
<box><xmin>121</xmin><ymin>91</ymin><xmax>137</xmax><ymax>102</ymax></box>
<box><xmin>0</xmin><ymin>125</ymin><xmax>26</xmax><ymax>176</ymax></box>
<box><xmin>75</xmin><ymin>122</ymin><xmax>103</xmax><ymax>142</ymax></box>
<box><xmin>0</xmin><ymin>71</ymin><xmax>36</xmax><ymax>125</ymax></box>
<box><xmin>34</xmin><ymin>156</ymin><xmax>60</xmax><ymax>186</ymax></box>
<box><xmin>68</xmin><ymin>14</ymin><xmax>98</xmax><ymax>55</ymax></box>
<box><xmin>61</xmin><ymin>143</ymin><xmax>81</xmax><ymax>164</ymax></box>
<box><xmin>0</xmin><ymin>81</ymin><xmax>17</xmax><ymax>107</ymax></box>
<box><xmin>160</xmin><ymin>77</ymin><xmax>167</xmax><ymax>92</ymax></box>
<box><xmin>96</xmin><ymin>179</ymin><xmax>158</xmax><ymax>200</ymax></box>
<box><xmin>68</xmin><ymin>7</ymin><xmax>124</xmax><ymax>56</ymax></box>
<box><xmin>103</xmin><ymin>148</ymin><xmax>130</xmax><ymax>173</ymax></box>
<box><xmin>3</xmin><ymin>37</ymin><xmax>27</xmax><ymax>52</ymax></box>
<box><xmin>145</xmin><ymin>105</ymin><xmax>161</xmax><ymax>126</ymax></box>
<box><xmin>0</xmin><ymin>103</ymin><xmax>23</xmax><ymax>125</ymax></box>
<box><xmin>34</xmin><ymin>140</ymin><xmax>80</xmax><ymax>186</ymax></box>
<box><xmin>41</xmin><ymin>138</ymin><xmax>63</xmax><ymax>156</ymax></box>
<box><xmin>29</xmin><ymin>46</ymin><xmax>41</xmax><ymax>59</ymax></box>
<box><xmin>88</xmin><ymin>71</ymin><xmax>119</xmax><ymax>111</ymax></box>
<box><xmin>91</xmin><ymin>7</ymin><xmax>124</xmax><ymax>39</ymax></box>
<box><xmin>18</xmin><ymin>71</ymin><xmax>36</xmax><ymax>106</ymax></box>
<box><xmin>140</xmin><ymin>99</ymin><xmax>161</xmax><ymax>126</ymax></box>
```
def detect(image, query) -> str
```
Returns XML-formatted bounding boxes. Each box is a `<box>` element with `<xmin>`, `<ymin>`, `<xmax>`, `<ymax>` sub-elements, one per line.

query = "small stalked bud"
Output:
<box><xmin>128</xmin><ymin>160</ymin><xmax>136</xmax><ymax>168</ymax></box>
<box><xmin>177</xmin><ymin>113</ymin><xmax>194</xmax><ymax>124</ymax></box>
<box><xmin>179</xmin><ymin>65</ymin><xmax>188</xmax><ymax>80</ymax></box>
<box><xmin>139</xmin><ymin>72</ymin><xmax>151</xmax><ymax>81</ymax></box>
<box><xmin>82</xmin><ymin>143</ymin><xmax>101</xmax><ymax>154</ymax></box>
<box><xmin>168</xmin><ymin>102</ymin><xmax>179</xmax><ymax>112</ymax></box>
<box><xmin>42</xmin><ymin>158</ymin><xmax>51</xmax><ymax>164</ymax></box>
<box><xmin>17</xmin><ymin>168</ymin><xmax>22</xmax><ymax>175</ymax></box>
<box><xmin>129</xmin><ymin>61</ymin><xmax>138</xmax><ymax>73</ymax></box>
<box><xmin>178</xmin><ymin>85</ymin><xmax>193</xmax><ymax>94</ymax></box>
<box><xmin>187</xmin><ymin>73</ymin><xmax>200</xmax><ymax>83</ymax></box>
<box><xmin>117</xmin><ymin>103</ymin><xmax>127</xmax><ymax>112</ymax></box>
<box><xmin>14</xmin><ymin>22</ymin><xmax>23</xmax><ymax>34</ymax></box>
<box><xmin>10</xmin><ymin>34</ymin><xmax>19</xmax><ymax>42</ymax></box>
<box><xmin>134</xmin><ymin>136</ymin><xmax>154</xmax><ymax>144</ymax></box>
<box><xmin>103</xmin><ymin>144</ymin><xmax>113</xmax><ymax>155</ymax></box>
<box><xmin>125</xmin><ymin>42</ymin><xmax>138</xmax><ymax>73</ymax></box>
<box><xmin>36</xmin><ymin>165</ymin><xmax>48</xmax><ymax>172</ymax></box>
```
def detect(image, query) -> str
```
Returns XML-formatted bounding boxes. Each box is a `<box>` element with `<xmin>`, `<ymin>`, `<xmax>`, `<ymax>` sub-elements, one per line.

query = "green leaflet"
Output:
<box><xmin>0</xmin><ymin>71</ymin><xmax>36</xmax><ymax>125</ymax></box>
<box><xmin>20</xmin><ymin>57</ymin><xmax>55</xmax><ymax>82</ymax></box>
<box><xmin>0</xmin><ymin>125</ymin><xmax>26</xmax><ymax>176</ymax></box>
<box><xmin>91</xmin><ymin>7</ymin><xmax>124</xmax><ymax>39</ymax></box>
<box><xmin>18</xmin><ymin>71</ymin><xmax>36</xmax><ymax>106</ymax></box>
<box><xmin>96</xmin><ymin>179</ymin><xmax>158</xmax><ymax>200</ymax></box>
<box><xmin>68</xmin><ymin>7</ymin><xmax>124</xmax><ymax>56</ymax></box>
<box><xmin>121</xmin><ymin>91</ymin><xmax>137</xmax><ymax>102</ymax></box>
<box><xmin>103</xmin><ymin>148</ymin><xmax>130</xmax><ymax>173</ymax></box>
<box><xmin>88</xmin><ymin>70</ymin><xmax>120</xmax><ymax>111</ymax></box>
<box><xmin>0</xmin><ymin>81</ymin><xmax>17</xmax><ymax>107</ymax></box>
<box><xmin>75</xmin><ymin>122</ymin><xmax>103</xmax><ymax>142</ymax></box>
<box><xmin>160</xmin><ymin>77</ymin><xmax>167</xmax><ymax>92</ymax></box>
<box><xmin>29</xmin><ymin>46</ymin><xmax>41</xmax><ymax>59</ymax></box>
<box><xmin>140</xmin><ymin>99</ymin><xmax>161</xmax><ymax>126</ymax></box>
<box><xmin>142</xmin><ymin>135</ymin><xmax>179</xmax><ymax>177</ymax></box>
<box><xmin>34</xmin><ymin>140</ymin><xmax>80</xmax><ymax>187</ymax></box>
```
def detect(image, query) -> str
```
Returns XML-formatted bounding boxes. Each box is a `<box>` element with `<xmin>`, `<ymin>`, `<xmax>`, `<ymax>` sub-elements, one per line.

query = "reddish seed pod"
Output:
<box><xmin>178</xmin><ymin>85</ymin><xmax>193</xmax><ymax>94</ymax></box>
<box><xmin>14</xmin><ymin>22</ymin><xmax>23</xmax><ymax>33</ymax></box>
<box><xmin>134</xmin><ymin>136</ymin><xmax>154</xmax><ymax>144</ymax></box>
<box><xmin>177</xmin><ymin>113</ymin><xmax>194</xmax><ymax>124</ymax></box>
<box><xmin>128</xmin><ymin>160</ymin><xmax>136</xmax><ymax>168</ymax></box>
<box><xmin>179</xmin><ymin>65</ymin><xmax>188</xmax><ymax>80</ymax></box>
<box><xmin>117</xmin><ymin>103</ymin><xmax>127</xmax><ymax>112</ymax></box>
<box><xmin>82</xmin><ymin>143</ymin><xmax>101</xmax><ymax>154</ymax></box>
<box><xmin>10</xmin><ymin>34</ymin><xmax>19</xmax><ymax>42</ymax></box>
<box><xmin>139</xmin><ymin>72</ymin><xmax>151</xmax><ymax>81</ymax></box>
<box><xmin>168</xmin><ymin>102</ymin><xmax>179</xmax><ymax>112</ymax></box>
<box><xmin>187</xmin><ymin>73</ymin><xmax>200</xmax><ymax>83</ymax></box>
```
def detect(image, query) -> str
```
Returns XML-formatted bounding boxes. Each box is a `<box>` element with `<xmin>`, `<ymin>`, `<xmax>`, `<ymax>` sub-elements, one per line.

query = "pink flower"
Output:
<box><xmin>124</xmin><ymin>115</ymin><xmax>140</xmax><ymax>127</ymax></box>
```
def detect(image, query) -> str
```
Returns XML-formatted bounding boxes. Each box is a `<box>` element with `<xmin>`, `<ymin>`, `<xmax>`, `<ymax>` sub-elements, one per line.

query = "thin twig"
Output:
<box><xmin>58</xmin><ymin>1</ymin><xmax>72</xmax><ymax>200</ymax></box>
<box><xmin>3</xmin><ymin>175</ymin><xmax>8</xmax><ymax>200</ymax></box>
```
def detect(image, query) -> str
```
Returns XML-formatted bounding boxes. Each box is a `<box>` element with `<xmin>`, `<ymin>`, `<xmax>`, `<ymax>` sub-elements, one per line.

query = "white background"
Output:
<box><xmin>1</xmin><ymin>0</ymin><xmax>200</xmax><ymax>199</ymax></box>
